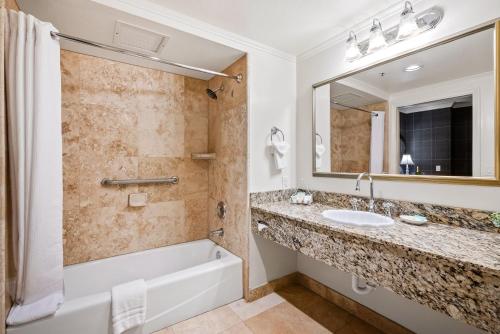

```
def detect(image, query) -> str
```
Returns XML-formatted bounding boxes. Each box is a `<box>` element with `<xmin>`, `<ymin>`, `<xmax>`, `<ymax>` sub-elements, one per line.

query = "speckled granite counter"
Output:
<box><xmin>251</xmin><ymin>196</ymin><xmax>500</xmax><ymax>333</ymax></box>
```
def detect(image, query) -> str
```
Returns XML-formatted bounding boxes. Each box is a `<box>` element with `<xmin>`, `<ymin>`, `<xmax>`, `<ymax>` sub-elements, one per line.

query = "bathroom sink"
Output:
<box><xmin>321</xmin><ymin>210</ymin><xmax>394</xmax><ymax>227</ymax></box>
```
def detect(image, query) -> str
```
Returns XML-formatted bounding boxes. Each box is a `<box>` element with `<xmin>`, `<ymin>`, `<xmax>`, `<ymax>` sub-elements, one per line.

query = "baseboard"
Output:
<box><xmin>248</xmin><ymin>272</ymin><xmax>413</xmax><ymax>334</ymax></box>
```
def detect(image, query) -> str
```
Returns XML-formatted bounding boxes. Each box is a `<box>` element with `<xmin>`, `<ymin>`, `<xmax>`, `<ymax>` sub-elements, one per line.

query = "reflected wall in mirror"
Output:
<box><xmin>313</xmin><ymin>24</ymin><xmax>497</xmax><ymax>181</ymax></box>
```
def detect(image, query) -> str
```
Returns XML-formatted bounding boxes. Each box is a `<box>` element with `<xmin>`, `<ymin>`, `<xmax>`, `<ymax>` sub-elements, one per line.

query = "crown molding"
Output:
<box><xmin>92</xmin><ymin>0</ymin><xmax>296</xmax><ymax>63</ymax></box>
<box><xmin>298</xmin><ymin>0</ymin><xmax>426</xmax><ymax>61</ymax></box>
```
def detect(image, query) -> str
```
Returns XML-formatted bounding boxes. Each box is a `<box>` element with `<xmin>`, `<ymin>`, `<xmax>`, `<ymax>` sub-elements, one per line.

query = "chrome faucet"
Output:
<box><xmin>355</xmin><ymin>172</ymin><xmax>374</xmax><ymax>213</ymax></box>
<box><xmin>210</xmin><ymin>228</ymin><xmax>224</xmax><ymax>237</ymax></box>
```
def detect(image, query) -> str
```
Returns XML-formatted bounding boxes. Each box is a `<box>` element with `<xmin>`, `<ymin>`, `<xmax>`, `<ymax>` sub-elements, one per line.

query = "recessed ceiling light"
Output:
<box><xmin>404</xmin><ymin>64</ymin><xmax>422</xmax><ymax>72</ymax></box>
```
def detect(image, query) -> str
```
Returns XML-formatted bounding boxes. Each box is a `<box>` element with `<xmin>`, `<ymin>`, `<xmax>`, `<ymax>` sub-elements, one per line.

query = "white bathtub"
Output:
<box><xmin>7</xmin><ymin>239</ymin><xmax>243</xmax><ymax>334</ymax></box>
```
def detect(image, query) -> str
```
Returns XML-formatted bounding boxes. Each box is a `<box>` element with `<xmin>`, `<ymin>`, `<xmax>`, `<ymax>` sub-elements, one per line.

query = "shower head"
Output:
<box><xmin>206</xmin><ymin>84</ymin><xmax>224</xmax><ymax>100</ymax></box>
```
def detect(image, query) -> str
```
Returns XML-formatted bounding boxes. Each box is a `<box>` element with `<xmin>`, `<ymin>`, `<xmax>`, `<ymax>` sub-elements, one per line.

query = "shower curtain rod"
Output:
<box><xmin>50</xmin><ymin>31</ymin><xmax>243</xmax><ymax>82</ymax></box>
<box><xmin>331</xmin><ymin>99</ymin><xmax>378</xmax><ymax>116</ymax></box>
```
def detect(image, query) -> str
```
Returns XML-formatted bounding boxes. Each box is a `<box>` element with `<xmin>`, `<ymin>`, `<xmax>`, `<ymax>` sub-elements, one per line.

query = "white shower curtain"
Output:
<box><xmin>370</xmin><ymin>112</ymin><xmax>385</xmax><ymax>174</ymax></box>
<box><xmin>4</xmin><ymin>9</ymin><xmax>64</xmax><ymax>325</ymax></box>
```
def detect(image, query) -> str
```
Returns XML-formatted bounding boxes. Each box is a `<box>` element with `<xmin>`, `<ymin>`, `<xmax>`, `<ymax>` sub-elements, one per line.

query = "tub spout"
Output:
<box><xmin>210</xmin><ymin>228</ymin><xmax>224</xmax><ymax>237</ymax></box>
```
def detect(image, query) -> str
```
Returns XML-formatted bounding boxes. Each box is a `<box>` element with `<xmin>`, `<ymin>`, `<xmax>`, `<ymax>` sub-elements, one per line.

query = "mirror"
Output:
<box><xmin>313</xmin><ymin>23</ymin><xmax>499</xmax><ymax>184</ymax></box>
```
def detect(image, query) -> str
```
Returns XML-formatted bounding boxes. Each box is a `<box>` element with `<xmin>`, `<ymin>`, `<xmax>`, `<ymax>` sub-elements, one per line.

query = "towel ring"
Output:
<box><xmin>315</xmin><ymin>133</ymin><xmax>323</xmax><ymax>144</ymax></box>
<box><xmin>271</xmin><ymin>126</ymin><xmax>285</xmax><ymax>143</ymax></box>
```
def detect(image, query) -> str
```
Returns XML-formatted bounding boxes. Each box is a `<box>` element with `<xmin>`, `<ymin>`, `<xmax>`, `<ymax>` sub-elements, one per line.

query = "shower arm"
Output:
<box><xmin>50</xmin><ymin>31</ymin><xmax>243</xmax><ymax>83</ymax></box>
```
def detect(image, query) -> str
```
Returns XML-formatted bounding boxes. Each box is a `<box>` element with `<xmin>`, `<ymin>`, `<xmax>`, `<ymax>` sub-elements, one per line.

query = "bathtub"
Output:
<box><xmin>7</xmin><ymin>239</ymin><xmax>243</xmax><ymax>334</ymax></box>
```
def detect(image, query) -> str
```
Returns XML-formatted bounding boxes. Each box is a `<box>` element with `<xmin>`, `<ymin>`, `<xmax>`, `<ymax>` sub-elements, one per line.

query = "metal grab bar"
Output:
<box><xmin>100</xmin><ymin>176</ymin><xmax>179</xmax><ymax>186</ymax></box>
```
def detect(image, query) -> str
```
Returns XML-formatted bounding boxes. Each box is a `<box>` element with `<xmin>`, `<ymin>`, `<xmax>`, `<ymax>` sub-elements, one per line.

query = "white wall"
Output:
<box><xmin>248</xmin><ymin>51</ymin><xmax>297</xmax><ymax>192</ymax></box>
<box><xmin>297</xmin><ymin>0</ymin><xmax>500</xmax><ymax>211</ymax></box>
<box><xmin>297</xmin><ymin>254</ymin><xmax>483</xmax><ymax>334</ymax></box>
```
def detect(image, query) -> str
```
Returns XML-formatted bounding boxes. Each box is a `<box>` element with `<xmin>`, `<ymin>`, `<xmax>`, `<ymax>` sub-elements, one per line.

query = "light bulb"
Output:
<box><xmin>345</xmin><ymin>31</ymin><xmax>362</xmax><ymax>61</ymax></box>
<box><xmin>396</xmin><ymin>1</ymin><xmax>419</xmax><ymax>40</ymax></box>
<box><xmin>367</xmin><ymin>19</ymin><xmax>387</xmax><ymax>54</ymax></box>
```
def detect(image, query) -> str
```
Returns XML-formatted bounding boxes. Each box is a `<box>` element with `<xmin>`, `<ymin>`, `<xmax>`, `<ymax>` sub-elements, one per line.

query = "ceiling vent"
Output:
<box><xmin>332</xmin><ymin>93</ymin><xmax>363</xmax><ymax>108</ymax></box>
<box><xmin>113</xmin><ymin>21</ymin><xmax>169</xmax><ymax>55</ymax></box>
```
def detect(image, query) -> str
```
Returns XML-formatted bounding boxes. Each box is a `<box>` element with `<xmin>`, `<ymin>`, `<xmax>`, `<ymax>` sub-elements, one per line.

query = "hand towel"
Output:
<box><xmin>112</xmin><ymin>279</ymin><xmax>147</xmax><ymax>334</ymax></box>
<box><xmin>315</xmin><ymin>144</ymin><xmax>326</xmax><ymax>170</ymax></box>
<box><xmin>271</xmin><ymin>140</ymin><xmax>289</xmax><ymax>170</ymax></box>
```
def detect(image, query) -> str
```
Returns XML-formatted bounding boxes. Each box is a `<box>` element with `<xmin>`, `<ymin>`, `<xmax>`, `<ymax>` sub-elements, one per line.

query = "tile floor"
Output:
<box><xmin>154</xmin><ymin>284</ymin><xmax>385</xmax><ymax>334</ymax></box>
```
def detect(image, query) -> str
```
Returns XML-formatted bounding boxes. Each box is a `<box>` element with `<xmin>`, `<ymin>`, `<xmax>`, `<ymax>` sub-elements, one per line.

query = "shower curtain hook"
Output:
<box><xmin>50</xmin><ymin>31</ymin><xmax>60</xmax><ymax>41</ymax></box>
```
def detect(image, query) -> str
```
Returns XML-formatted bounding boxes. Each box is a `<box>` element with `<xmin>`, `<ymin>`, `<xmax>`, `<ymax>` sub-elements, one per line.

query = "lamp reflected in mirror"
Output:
<box><xmin>400</xmin><ymin>154</ymin><xmax>414</xmax><ymax>175</ymax></box>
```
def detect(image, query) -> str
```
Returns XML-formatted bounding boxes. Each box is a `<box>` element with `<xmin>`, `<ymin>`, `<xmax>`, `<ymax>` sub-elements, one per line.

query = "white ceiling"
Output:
<box><xmin>351</xmin><ymin>28</ymin><xmax>494</xmax><ymax>93</ymax></box>
<box><xmin>147</xmin><ymin>0</ymin><xmax>402</xmax><ymax>55</ymax></box>
<box><xmin>18</xmin><ymin>0</ymin><xmax>245</xmax><ymax>80</ymax></box>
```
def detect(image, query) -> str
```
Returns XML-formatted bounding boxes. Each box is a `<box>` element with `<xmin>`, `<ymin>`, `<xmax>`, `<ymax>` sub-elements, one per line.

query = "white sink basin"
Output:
<box><xmin>321</xmin><ymin>209</ymin><xmax>394</xmax><ymax>227</ymax></box>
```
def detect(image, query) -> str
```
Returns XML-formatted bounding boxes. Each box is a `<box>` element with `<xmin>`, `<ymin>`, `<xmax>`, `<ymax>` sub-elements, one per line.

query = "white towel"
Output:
<box><xmin>271</xmin><ymin>141</ymin><xmax>289</xmax><ymax>170</ymax></box>
<box><xmin>112</xmin><ymin>279</ymin><xmax>147</xmax><ymax>334</ymax></box>
<box><xmin>370</xmin><ymin>112</ymin><xmax>385</xmax><ymax>174</ymax></box>
<box><xmin>315</xmin><ymin>144</ymin><xmax>326</xmax><ymax>170</ymax></box>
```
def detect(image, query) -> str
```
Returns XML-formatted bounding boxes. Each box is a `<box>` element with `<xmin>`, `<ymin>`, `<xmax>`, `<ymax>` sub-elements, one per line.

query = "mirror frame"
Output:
<box><xmin>312</xmin><ymin>20</ymin><xmax>500</xmax><ymax>186</ymax></box>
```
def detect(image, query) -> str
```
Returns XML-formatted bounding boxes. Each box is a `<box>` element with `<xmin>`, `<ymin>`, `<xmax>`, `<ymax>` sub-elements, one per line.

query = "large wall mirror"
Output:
<box><xmin>313</xmin><ymin>21</ymin><xmax>500</xmax><ymax>185</ymax></box>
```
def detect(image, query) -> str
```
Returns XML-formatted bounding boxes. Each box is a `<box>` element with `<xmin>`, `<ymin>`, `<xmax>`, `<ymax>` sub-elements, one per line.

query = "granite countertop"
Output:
<box><xmin>251</xmin><ymin>200</ymin><xmax>500</xmax><ymax>273</ymax></box>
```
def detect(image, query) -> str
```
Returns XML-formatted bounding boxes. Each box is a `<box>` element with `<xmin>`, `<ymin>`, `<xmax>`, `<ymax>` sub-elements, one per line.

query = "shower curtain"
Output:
<box><xmin>4</xmin><ymin>10</ymin><xmax>64</xmax><ymax>325</ymax></box>
<box><xmin>370</xmin><ymin>112</ymin><xmax>385</xmax><ymax>174</ymax></box>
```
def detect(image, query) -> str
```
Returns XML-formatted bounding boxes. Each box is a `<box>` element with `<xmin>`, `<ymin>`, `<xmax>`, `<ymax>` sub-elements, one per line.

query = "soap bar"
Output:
<box><xmin>399</xmin><ymin>215</ymin><xmax>428</xmax><ymax>225</ymax></box>
<box><xmin>129</xmin><ymin>193</ymin><xmax>148</xmax><ymax>207</ymax></box>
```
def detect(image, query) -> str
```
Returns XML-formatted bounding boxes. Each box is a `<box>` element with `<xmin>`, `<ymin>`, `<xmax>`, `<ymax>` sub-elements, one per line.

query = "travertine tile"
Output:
<box><xmin>137</xmin><ymin>111</ymin><xmax>184</xmax><ymax>157</ymax></box>
<box><xmin>207</xmin><ymin>55</ymin><xmax>248</xmax><ymax>296</ymax></box>
<box><xmin>138</xmin><ymin>157</ymin><xmax>183</xmax><ymax>202</ymax></box>
<box><xmin>171</xmin><ymin>306</ymin><xmax>240</xmax><ymax>334</ymax></box>
<box><xmin>79</xmin><ymin>156</ymin><xmax>139</xmax><ymax>210</ymax></box>
<box><xmin>219</xmin><ymin>322</ymin><xmax>252</xmax><ymax>334</ymax></box>
<box><xmin>60</xmin><ymin>50</ymin><xmax>80</xmax><ymax>105</ymax></box>
<box><xmin>278</xmin><ymin>284</ymin><xmax>351</xmax><ymax>332</ymax></box>
<box><xmin>152</xmin><ymin>328</ymin><xmax>175</xmax><ymax>334</ymax></box>
<box><xmin>244</xmin><ymin>302</ymin><xmax>330</xmax><ymax>334</ymax></box>
<box><xmin>330</xmin><ymin>102</ymin><xmax>387</xmax><ymax>173</ymax></box>
<box><xmin>185</xmin><ymin>192</ymin><xmax>209</xmax><ymax>240</ymax></box>
<box><xmin>60</xmin><ymin>51</ymin><xmax>211</xmax><ymax>265</ymax></box>
<box><xmin>229</xmin><ymin>293</ymin><xmax>285</xmax><ymax>320</ymax></box>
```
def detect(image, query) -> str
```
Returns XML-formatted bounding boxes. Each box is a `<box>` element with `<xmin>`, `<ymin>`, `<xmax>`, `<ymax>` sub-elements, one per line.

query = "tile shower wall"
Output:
<box><xmin>207</xmin><ymin>56</ymin><xmax>248</xmax><ymax>296</ymax></box>
<box><xmin>61</xmin><ymin>50</ymin><xmax>210</xmax><ymax>265</ymax></box>
<box><xmin>330</xmin><ymin>102</ymin><xmax>388</xmax><ymax>173</ymax></box>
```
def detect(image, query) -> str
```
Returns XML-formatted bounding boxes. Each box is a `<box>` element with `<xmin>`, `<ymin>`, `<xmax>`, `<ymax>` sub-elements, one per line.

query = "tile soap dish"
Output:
<box><xmin>400</xmin><ymin>215</ymin><xmax>428</xmax><ymax>226</ymax></box>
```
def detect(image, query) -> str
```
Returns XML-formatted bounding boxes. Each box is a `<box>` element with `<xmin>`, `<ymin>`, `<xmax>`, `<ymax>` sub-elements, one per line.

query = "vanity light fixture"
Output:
<box><xmin>345</xmin><ymin>31</ymin><xmax>362</xmax><ymax>61</ymax></box>
<box><xmin>344</xmin><ymin>1</ymin><xmax>443</xmax><ymax>62</ymax></box>
<box><xmin>367</xmin><ymin>19</ymin><xmax>388</xmax><ymax>54</ymax></box>
<box><xmin>396</xmin><ymin>1</ymin><xmax>419</xmax><ymax>40</ymax></box>
<box><xmin>404</xmin><ymin>64</ymin><xmax>422</xmax><ymax>72</ymax></box>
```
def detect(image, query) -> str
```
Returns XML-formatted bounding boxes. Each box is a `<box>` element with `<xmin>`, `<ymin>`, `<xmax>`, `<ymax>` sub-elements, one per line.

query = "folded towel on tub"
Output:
<box><xmin>112</xmin><ymin>279</ymin><xmax>147</xmax><ymax>334</ymax></box>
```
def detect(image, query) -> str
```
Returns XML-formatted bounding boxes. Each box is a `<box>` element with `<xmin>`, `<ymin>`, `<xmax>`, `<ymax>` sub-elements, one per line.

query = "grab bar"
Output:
<box><xmin>100</xmin><ymin>176</ymin><xmax>179</xmax><ymax>186</ymax></box>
